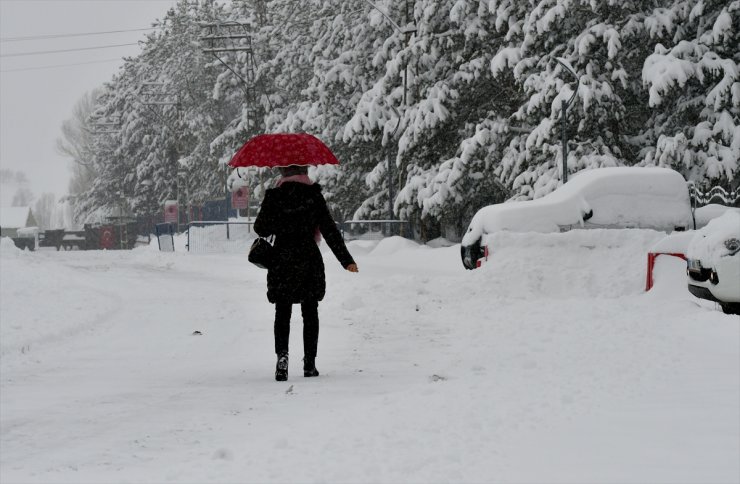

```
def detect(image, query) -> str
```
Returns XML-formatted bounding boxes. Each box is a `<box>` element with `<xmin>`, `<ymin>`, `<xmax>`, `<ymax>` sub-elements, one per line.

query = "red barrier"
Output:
<box><xmin>646</xmin><ymin>252</ymin><xmax>687</xmax><ymax>291</ymax></box>
<box><xmin>99</xmin><ymin>226</ymin><xmax>115</xmax><ymax>250</ymax></box>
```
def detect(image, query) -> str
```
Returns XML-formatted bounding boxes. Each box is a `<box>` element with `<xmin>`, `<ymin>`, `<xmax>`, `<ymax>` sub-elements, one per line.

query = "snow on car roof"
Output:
<box><xmin>462</xmin><ymin>167</ymin><xmax>692</xmax><ymax>245</ymax></box>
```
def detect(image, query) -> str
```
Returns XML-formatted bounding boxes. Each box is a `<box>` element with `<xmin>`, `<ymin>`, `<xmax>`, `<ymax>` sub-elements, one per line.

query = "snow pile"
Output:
<box><xmin>649</xmin><ymin>230</ymin><xmax>696</xmax><ymax>254</ymax></box>
<box><xmin>687</xmin><ymin>209</ymin><xmax>740</xmax><ymax>265</ymax></box>
<box><xmin>463</xmin><ymin>167</ymin><xmax>693</xmax><ymax>245</ymax></box>
<box><xmin>648</xmin><ymin>254</ymin><xmax>691</xmax><ymax>299</ymax></box>
<box><xmin>369</xmin><ymin>236</ymin><xmax>420</xmax><ymax>256</ymax></box>
<box><xmin>186</xmin><ymin>223</ymin><xmax>257</xmax><ymax>253</ymax></box>
<box><xmin>0</xmin><ymin>237</ymin><xmax>21</xmax><ymax>257</ymax></box>
<box><xmin>425</xmin><ymin>237</ymin><xmax>456</xmax><ymax>248</ymax></box>
<box><xmin>479</xmin><ymin>229</ymin><xmax>665</xmax><ymax>299</ymax></box>
<box><xmin>343</xmin><ymin>239</ymin><xmax>381</xmax><ymax>256</ymax></box>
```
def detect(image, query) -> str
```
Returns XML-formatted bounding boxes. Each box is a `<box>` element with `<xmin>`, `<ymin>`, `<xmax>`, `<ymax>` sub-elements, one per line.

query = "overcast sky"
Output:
<box><xmin>0</xmin><ymin>0</ymin><xmax>185</xmax><ymax>202</ymax></box>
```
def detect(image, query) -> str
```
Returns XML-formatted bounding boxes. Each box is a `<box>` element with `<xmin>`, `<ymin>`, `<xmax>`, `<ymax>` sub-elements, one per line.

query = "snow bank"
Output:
<box><xmin>426</xmin><ymin>237</ymin><xmax>456</xmax><ymax>248</ymax></box>
<box><xmin>479</xmin><ymin>229</ymin><xmax>666</xmax><ymax>299</ymax></box>
<box><xmin>647</xmin><ymin>255</ymin><xmax>691</xmax><ymax>299</ymax></box>
<box><xmin>344</xmin><ymin>239</ymin><xmax>381</xmax><ymax>255</ymax></box>
<box><xmin>463</xmin><ymin>167</ymin><xmax>693</xmax><ymax>245</ymax></box>
<box><xmin>649</xmin><ymin>230</ymin><xmax>696</xmax><ymax>254</ymax></box>
<box><xmin>0</xmin><ymin>237</ymin><xmax>21</xmax><ymax>257</ymax></box>
<box><xmin>186</xmin><ymin>223</ymin><xmax>257</xmax><ymax>253</ymax></box>
<box><xmin>369</xmin><ymin>236</ymin><xmax>420</xmax><ymax>256</ymax></box>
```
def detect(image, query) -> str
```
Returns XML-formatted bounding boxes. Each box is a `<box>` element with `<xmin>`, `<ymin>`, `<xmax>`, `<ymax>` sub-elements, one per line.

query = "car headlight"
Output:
<box><xmin>725</xmin><ymin>238</ymin><xmax>740</xmax><ymax>255</ymax></box>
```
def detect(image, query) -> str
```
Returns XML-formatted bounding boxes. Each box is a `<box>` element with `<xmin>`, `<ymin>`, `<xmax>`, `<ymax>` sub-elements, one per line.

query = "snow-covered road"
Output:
<box><xmin>1</xmin><ymin>232</ymin><xmax>738</xmax><ymax>483</ymax></box>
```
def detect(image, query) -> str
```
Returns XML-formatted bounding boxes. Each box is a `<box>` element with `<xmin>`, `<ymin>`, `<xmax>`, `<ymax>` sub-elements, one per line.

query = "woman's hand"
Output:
<box><xmin>346</xmin><ymin>263</ymin><xmax>359</xmax><ymax>273</ymax></box>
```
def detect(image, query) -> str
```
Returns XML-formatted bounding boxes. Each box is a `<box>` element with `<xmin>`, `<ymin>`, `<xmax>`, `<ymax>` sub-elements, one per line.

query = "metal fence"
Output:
<box><xmin>688</xmin><ymin>183</ymin><xmax>740</xmax><ymax>208</ymax></box>
<box><xmin>340</xmin><ymin>220</ymin><xmax>414</xmax><ymax>241</ymax></box>
<box><xmin>187</xmin><ymin>221</ymin><xmax>256</xmax><ymax>253</ymax></box>
<box><xmin>184</xmin><ymin>219</ymin><xmax>415</xmax><ymax>253</ymax></box>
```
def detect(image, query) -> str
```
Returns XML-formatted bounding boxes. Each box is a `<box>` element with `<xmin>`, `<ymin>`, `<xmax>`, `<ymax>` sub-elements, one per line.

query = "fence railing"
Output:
<box><xmin>187</xmin><ymin>221</ymin><xmax>255</xmax><ymax>253</ymax></box>
<box><xmin>340</xmin><ymin>220</ymin><xmax>413</xmax><ymax>241</ymax></box>
<box><xmin>688</xmin><ymin>183</ymin><xmax>740</xmax><ymax>207</ymax></box>
<box><xmin>184</xmin><ymin>219</ymin><xmax>414</xmax><ymax>253</ymax></box>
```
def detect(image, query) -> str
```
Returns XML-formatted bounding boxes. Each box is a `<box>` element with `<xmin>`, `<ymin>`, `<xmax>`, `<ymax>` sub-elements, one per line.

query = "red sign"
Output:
<box><xmin>164</xmin><ymin>201</ymin><xmax>178</xmax><ymax>223</ymax></box>
<box><xmin>100</xmin><ymin>226</ymin><xmax>115</xmax><ymax>250</ymax></box>
<box><xmin>232</xmin><ymin>187</ymin><xmax>249</xmax><ymax>209</ymax></box>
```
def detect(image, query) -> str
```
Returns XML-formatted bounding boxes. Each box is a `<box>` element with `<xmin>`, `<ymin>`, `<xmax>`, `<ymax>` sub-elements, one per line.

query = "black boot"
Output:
<box><xmin>275</xmin><ymin>352</ymin><xmax>289</xmax><ymax>381</ymax></box>
<box><xmin>303</xmin><ymin>357</ymin><xmax>319</xmax><ymax>377</ymax></box>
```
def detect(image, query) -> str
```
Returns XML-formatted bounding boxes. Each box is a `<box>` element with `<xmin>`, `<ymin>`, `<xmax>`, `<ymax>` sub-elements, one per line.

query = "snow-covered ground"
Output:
<box><xmin>1</xmin><ymin>230</ymin><xmax>738</xmax><ymax>484</ymax></box>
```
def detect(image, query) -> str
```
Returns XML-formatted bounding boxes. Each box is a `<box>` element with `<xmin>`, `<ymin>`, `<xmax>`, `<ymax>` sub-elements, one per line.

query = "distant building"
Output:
<box><xmin>0</xmin><ymin>206</ymin><xmax>38</xmax><ymax>237</ymax></box>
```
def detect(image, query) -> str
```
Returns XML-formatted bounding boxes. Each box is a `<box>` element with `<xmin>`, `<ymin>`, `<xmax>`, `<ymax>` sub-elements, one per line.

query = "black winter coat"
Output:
<box><xmin>254</xmin><ymin>182</ymin><xmax>355</xmax><ymax>304</ymax></box>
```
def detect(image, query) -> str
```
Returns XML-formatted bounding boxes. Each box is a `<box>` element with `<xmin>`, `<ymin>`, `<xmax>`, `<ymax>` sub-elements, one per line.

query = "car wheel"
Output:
<box><xmin>720</xmin><ymin>303</ymin><xmax>740</xmax><ymax>316</ymax></box>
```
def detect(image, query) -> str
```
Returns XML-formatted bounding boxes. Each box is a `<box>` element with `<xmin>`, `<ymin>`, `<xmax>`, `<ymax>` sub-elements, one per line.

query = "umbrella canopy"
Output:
<box><xmin>228</xmin><ymin>133</ymin><xmax>340</xmax><ymax>168</ymax></box>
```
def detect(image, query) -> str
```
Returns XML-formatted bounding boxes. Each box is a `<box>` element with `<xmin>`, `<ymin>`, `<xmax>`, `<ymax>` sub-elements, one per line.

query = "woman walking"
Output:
<box><xmin>254</xmin><ymin>165</ymin><xmax>358</xmax><ymax>381</ymax></box>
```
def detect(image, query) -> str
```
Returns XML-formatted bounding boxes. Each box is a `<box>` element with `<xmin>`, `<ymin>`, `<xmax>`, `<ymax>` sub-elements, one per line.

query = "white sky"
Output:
<box><xmin>0</xmin><ymin>0</ymin><xmax>182</xmax><ymax>203</ymax></box>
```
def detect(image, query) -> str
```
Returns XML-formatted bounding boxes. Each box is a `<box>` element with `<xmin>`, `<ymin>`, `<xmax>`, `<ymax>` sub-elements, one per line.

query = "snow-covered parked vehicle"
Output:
<box><xmin>461</xmin><ymin>167</ymin><xmax>694</xmax><ymax>269</ymax></box>
<box><xmin>686</xmin><ymin>210</ymin><xmax>740</xmax><ymax>315</ymax></box>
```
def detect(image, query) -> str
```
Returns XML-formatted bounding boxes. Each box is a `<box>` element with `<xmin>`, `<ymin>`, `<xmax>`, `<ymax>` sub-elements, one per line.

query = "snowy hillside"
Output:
<box><xmin>1</xmin><ymin>232</ymin><xmax>738</xmax><ymax>483</ymax></box>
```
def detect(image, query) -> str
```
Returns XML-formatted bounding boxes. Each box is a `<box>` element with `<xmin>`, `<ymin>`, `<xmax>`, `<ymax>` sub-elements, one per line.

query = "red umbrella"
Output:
<box><xmin>228</xmin><ymin>133</ymin><xmax>340</xmax><ymax>168</ymax></box>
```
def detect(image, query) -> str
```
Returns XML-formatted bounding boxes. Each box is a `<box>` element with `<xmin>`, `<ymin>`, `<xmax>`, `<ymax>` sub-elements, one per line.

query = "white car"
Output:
<box><xmin>461</xmin><ymin>167</ymin><xmax>694</xmax><ymax>269</ymax></box>
<box><xmin>687</xmin><ymin>209</ymin><xmax>740</xmax><ymax>315</ymax></box>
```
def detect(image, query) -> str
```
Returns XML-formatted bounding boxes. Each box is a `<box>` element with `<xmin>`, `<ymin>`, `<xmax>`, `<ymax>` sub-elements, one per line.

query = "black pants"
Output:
<box><xmin>274</xmin><ymin>300</ymin><xmax>319</xmax><ymax>358</ymax></box>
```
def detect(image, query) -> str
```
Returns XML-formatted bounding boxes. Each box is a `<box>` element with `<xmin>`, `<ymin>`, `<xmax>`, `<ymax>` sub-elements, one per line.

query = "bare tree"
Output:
<box><xmin>11</xmin><ymin>186</ymin><xmax>34</xmax><ymax>207</ymax></box>
<box><xmin>33</xmin><ymin>193</ymin><xmax>56</xmax><ymax>229</ymax></box>
<box><xmin>56</xmin><ymin>89</ymin><xmax>101</xmax><ymax>196</ymax></box>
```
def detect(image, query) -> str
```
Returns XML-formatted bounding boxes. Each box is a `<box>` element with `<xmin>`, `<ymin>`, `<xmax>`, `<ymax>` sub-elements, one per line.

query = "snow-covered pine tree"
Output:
<box><xmin>486</xmin><ymin>0</ymin><xmax>660</xmax><ymax>201</ymax></box>
<box><xmin>396</xmin><ymin>0</ymin><xmax>515</xmax><ymax>239</ymax></box>
<box><xmin>263</xmin><ymin>0</ymin><xmax>395</xmax><ymax>219</ymax></box>
<box><xmin>639</xmin><ymin>0</ymin><xmax>739</xmax><ymax>190</ymax></box>
<box><xmin>68</xmin><ymin>0</ymin><xmax>738</xmax><ymax>235</ymax></box>
<box><xmin>75</xmin><ymin>0</ymin><xmax>239</xmax><ymax>220</ymax></box>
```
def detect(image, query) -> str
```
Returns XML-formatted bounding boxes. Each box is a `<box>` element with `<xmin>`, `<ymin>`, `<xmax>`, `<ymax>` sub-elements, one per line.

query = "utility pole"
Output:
<box><xmin>363</xmin><ymin>1</ymin><xmax>416</xmax><ymax>234</ymax></box>
<box><xmin>200</xmin><ymin>21</ymin><xmax>266</xmax><ymax>220</ymax></box>
<box><xmin>254</xmin><ymin>0</ymin><xmax>267</xmax><ymax>27</ymax></box>
<box><xmin>555</xmin><ymin>58</ymin><xmax>580</xmax><ymax>185</ymax></box>
<box><xmin>140</xmin><ymin>81</ymin><xmax>184</xmax><ymax>230</ymax></box>
<box><xmin>91</xmin><ymin>117</ymin><xmax>128</xmax><ymax>249</ymax></box>
<box><xmin>200</xmin><ymin>22</ymin><xmax>260</xmax><ymax>111</ymax></box>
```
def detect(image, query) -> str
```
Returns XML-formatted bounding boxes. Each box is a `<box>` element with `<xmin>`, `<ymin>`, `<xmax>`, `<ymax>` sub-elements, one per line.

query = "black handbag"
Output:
<box><xmin>248</xmin><ymin>236</ymin><xmax>274</xmax><ymax>269</ymax></box>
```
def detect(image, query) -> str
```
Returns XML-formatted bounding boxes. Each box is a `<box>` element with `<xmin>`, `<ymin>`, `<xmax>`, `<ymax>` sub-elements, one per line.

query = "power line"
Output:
<box><xmin>0</xmin><ymin>42</ymin><xmax>140</xmax><ymax>58</ymax></box>
<box><xmin>1</xmin><ymin>27</ymin><xmax>156</xmax><ymax>43</ymax></box>
<box><xmin>0</xmin><ymin>57</ymin><xmax>123</xmax><ymax>73</ymax></box>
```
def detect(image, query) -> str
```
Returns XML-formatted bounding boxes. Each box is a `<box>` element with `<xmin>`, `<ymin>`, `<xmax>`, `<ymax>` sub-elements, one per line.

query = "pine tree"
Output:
<box><xmin>639</xmin><ymin>0</ymin><xmax>739</xmax><ymax>190</ymax></box>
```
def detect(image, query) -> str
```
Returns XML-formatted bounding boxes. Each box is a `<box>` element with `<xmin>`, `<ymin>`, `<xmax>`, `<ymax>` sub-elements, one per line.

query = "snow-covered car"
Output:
<box><xmin>686</xmin><ymin>209</ymin><xmax>740</xmax><ymax>315</ymax></box>
<box><xmin>461</xmin><ymin>167</ymin><xmax>694</xmax><ymax>269</ymax></box>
